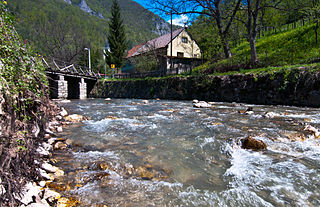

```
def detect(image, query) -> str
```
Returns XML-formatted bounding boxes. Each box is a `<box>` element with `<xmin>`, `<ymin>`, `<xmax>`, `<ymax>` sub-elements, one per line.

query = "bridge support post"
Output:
<box><xmin>79</xmin><ymin>78</ymin><xmax>87</xmax><ymax>99</ymax></box>
<box><xmin>58</xmin><ymin>75</ymin><xmax>68</xmax><ymax>99</ymax></box>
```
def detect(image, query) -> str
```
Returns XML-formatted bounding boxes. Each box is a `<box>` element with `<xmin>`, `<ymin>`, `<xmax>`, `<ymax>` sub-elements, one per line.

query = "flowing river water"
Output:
<box><xmin>53</xmin><ymin>99</ymin><xmax>320</xmax><ymax>206</ymax></box>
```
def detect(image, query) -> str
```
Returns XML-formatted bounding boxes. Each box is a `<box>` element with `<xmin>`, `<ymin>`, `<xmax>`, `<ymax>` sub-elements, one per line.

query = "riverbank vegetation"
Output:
<box><xmin>0</xmin><ymin>2</ymin><xmax>57</xmax><ymax>205</ymax></box>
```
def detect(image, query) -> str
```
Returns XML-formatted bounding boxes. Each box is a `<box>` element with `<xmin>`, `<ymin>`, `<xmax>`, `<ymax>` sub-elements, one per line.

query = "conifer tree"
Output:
<box><xmin>105</xmin><ymin>0</ymin><xmax>127</xmax><ymax>68</ymax></box>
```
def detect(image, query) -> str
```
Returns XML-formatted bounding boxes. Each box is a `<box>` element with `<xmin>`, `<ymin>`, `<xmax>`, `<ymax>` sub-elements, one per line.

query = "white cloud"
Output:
<box><xmin>169</xmin><ymin>15</ymin><xmax>189</xmax><ymax>27</ymax></box>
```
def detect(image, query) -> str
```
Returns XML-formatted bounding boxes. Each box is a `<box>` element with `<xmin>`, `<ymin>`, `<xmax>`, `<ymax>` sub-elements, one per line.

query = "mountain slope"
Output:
<box><xmin>6</xmin><ymin>0</ymin><xmax>170</xmax><ymax>67</ymax></box>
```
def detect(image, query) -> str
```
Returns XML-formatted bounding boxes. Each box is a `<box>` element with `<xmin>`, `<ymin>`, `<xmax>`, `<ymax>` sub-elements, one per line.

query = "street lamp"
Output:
<box><xmin>166</xmin><ymin>11</ymin><xmax>173</xmax><ymax>72</ymax></box>
<box><xmin>84</xmin><ymin>48</ymin><xmax>91</xmax><ymax>73</ymax></box>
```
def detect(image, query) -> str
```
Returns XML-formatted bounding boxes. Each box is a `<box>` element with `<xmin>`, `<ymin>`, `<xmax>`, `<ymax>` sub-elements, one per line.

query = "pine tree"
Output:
<box><xmin>105</xmin><ymin>0</ymin><xmax>127</xmax><ymax>68</ymax></box>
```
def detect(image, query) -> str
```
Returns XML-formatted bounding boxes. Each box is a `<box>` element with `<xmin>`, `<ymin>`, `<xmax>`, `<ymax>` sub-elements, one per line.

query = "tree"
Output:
<box><xmin>150</xmin><ymin>0</ymin><xmax>242</xmax><ymax>59</ymax></box>
<box><xmin>302</xmin><ymin>0</ymin><xmax>320</xmax><ymax>44</ymax></box>
<box><xmin>105</xmin><ymin>0</ymin><xmax>127</xmax><ymax>68</ymax></box>
<box><xmin>236</xmin><ymin>0</ymin><xmax>282</xmax><ymax>65</ymax></box>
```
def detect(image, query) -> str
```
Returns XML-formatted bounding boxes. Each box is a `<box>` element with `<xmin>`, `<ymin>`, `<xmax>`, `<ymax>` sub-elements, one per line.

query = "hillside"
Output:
<box><xmin>193</xmin><ymin>23</ymin><xmax>320</xmax><ymax>74</ymax></box>
<box><xmin>6</xmin><ymin>0</ymin><xmax>170</xmax><ymax>66</ymax></box>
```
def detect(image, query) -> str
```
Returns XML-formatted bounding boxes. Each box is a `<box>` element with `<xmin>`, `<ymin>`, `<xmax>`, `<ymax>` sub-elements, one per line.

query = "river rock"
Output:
<box><xmin>64</xmin><ymin>114</ymin><xmax>88</xmax><ymax>123</ymax></box>
<box><xmin>282</xmin><ymin>131</ymin><xmax>306</xmax><ymax>142</ymax></box>
<box><xmin>42</xmin><ymin>142</ymin><xmax>53</xmax><ymax>152</ymax></box>
<box><xmin>57</xmin><ymin>197</ymin><xmax>80</xmax><ymax>207</ymax></box>
<box><xmin>56</xmin><ymin>126</ymin><xmax>63</xmax><ymax>132</ymax></box>
<box><xmin>65</xmin><ymin>139</ymin><xmax>73</xmax><ymax>145</ymax></box>
<box><xmin>193</xmin><ymin>101</ymin><xmax>212</xmax><ymax>108</ymax></box>
<box><xmin>105</xmin><ymin>98</ymin><xmax>112</xmax><ymax>101</ymax></box>
<box><xmin>60</xmin><ymin>108</ymin><xmax>68</xmax><ymax>117</ymax></box>
<box><xmin>142</xmin><ymin>100</ymin><xmax>149</xmax><ymax>104</ymax></box>
<box><xmin>193</xmin><ymin>99</ymin><xmax>199</xmax><ymax>103</ymax></box>
<box><xmin>42</xmin><ymin>162</ymin><xmax>60</xmax><ymax>173</ymax></box>
<box><xmin>241</xmin><ymin>137</ymin><xmax>267</xmax><ymax>150</ymax></box>
<box><xmin>19</xmin><ymin>182</ymin><xmax>42</xmax><ymax>205</ymax></box>
<box><xmin>43</xmin><ymin>188</ymin><xmax>61</xmax><ymax>204</ymax></box>
<box><xmin>54</xmin><ymin>142</ymin><xmax>67</xmax><ymax>150</ymax></box>
<box><xmin>0</xmin><ymin>178</ymin><xmax>5</xmax><ymax>196</ymax></box>
<box><xmin>36</xmin><ymin>146</ymin><xmax>51</xmax><ymax>156</ymax></box>
<box><xmin>304</xmin><ymin>124</ymin><xmax>320</xmax><ymax>138</ymax></box>
<box><xmin>263</xmin><ymin>112</ymin><xmax>279</xmax><ymax>119</ymax></box>
<box><xmin>136</xmin><ymin>166</ymin><xmax>154</xmax><ymax>180</ymax></box>
<box><xmin>44</xmin><ymin>134</ymin><xmax>51</xmax><ymax>139</ymax></box>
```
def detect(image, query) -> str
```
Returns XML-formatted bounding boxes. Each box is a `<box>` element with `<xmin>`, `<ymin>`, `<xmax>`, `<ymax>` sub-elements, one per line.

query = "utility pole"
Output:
<box><xmin>166</xmin><ymin>11</ymin><xmax>173</xmax><ymax>74</ymax></box>
<box><xmin>84</xmin><ymin>48</ymin><xmax>91</xmax><ymax>74</ymax></box>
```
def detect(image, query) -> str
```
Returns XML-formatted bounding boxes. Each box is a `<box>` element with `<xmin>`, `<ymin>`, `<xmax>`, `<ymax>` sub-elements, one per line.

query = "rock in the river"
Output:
<box><xmin>192</xmin><ymin>99</ymin><xmax>199</xmax><ymax>103</ymax></box>
<box><xmin>57</xmin><ymin>197</ymin><xmax>80</xmax><ymax>207</ymax></box>
<box><xmin>263</xmin><ymin>111</ymin><xmax>279</xmax><ymax>119</ymax></box>
<box><xmin>60</xmin><ymin>108</ymin><xmax>68</xmax><ymax>117</ymax></box>
<box><xmin>42</xmin><ymin>162</ymin><xmax>61</xmax><ymax>174</ymax></box>
<box><xmin>238</xmin><ymin>107</ymin><xmax>254</xmax><ymax>115</ymax></box>
<box><xmin>142</xmin><ymin>100</ymin><xmax>149</xmax><ymax>104</ymax></box>
<box><xmin>43</xmin><ymin>188</ymin><xmax>61</xmax><ymax>204</ymax></box>
<box><xmin>136</xmin><ymin>166</ymin><xmax>154</xmax><ymax>180</ymax></box>
<box><xmin>241</xmin><ymin>137</ymin><xmax>267</xmax><ymax>150</ymax></box>
<box><xmin>64</xmin><ymin>114</ymin><xmax>88</xmax><ymax>122</ymax></box>
<box><xmin>193</xmin><ymin>101</ymin><xmax>212</xmax><ymax>108</ymax></box>
<box><xmin>304</xmin><ymin>124</ymin><xmax>320</xmax><ymax>138</ymax></box>
<box><xmin>54</xmin><ymin>142</ymin><xmax>68</xmax><ymax>150</ymax></box>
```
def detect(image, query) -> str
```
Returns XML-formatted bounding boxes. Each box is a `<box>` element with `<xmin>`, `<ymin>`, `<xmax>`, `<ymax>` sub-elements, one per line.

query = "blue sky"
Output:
<box><xmin>132</xmin><ymin>0</ymin><xmax>190</xmax><ymax>26</ymax></box>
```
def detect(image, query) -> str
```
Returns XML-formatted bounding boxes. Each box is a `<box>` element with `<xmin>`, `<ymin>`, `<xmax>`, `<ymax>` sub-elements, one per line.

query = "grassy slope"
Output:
<box><xmin>194</xmin><ymin>24</ymin><xmax>320</xmax><ymax>74</ymax></box>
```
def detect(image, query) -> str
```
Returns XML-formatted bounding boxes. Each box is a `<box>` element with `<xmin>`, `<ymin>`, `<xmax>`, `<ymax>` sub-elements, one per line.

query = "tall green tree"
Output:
<box><xmin>105</xmin><ymin>0</ymin><xmax>127</xmax><ymax>68</ymax></box>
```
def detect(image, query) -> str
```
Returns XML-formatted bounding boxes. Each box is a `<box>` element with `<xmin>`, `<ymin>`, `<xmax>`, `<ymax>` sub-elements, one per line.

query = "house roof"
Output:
<box><xmin>126</xmin><ymin>43</ymin><xmax>145</xmax><ymax>58</ymax></box>
<box><xmin>127</xmin><ymin>28</ymin><xmax>185</xmax><ymax>58</ymax></box>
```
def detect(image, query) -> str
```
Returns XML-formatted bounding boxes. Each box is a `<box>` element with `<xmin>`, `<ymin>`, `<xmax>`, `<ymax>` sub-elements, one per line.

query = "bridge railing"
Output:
<box><xmin>112</xmin><ymin>65</ymin><xmax>192</xmax><ymax>79</ymax></box>
<box><xmin>42</xmin><ymin>57</ymin><xmax>101</xmax><ymax>79</ymax></box>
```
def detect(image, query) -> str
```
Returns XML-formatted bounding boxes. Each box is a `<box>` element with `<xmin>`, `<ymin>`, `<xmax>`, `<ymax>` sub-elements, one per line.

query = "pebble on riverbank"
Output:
<box><xmin>17</xmin><ymin>107</ymin><xmax>88</xmax><ymax>207</ymax></box>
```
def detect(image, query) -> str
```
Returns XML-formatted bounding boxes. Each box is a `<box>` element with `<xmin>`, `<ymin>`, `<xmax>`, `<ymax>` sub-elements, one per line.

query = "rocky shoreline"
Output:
<box><xmin>15</xmin><ymin>101</ymin><xmax>88</xmax><ymax>207</ymax></box>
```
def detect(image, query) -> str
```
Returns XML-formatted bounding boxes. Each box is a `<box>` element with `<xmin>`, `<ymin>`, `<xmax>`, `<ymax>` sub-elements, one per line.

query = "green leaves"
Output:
<box><xmin>0</xmin><ymin>1</ymin><xmax>47</xmax><ymax>119</ymax></box>
<box><xmin>106</xmin><ymin>0</ymin><xmax>127</xmax><ymax>68</ymax></box>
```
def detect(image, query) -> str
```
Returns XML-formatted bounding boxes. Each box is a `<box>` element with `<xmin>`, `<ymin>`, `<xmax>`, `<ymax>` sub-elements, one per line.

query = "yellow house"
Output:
<box><xmin>126</xmin><ymin>28</ymin><xmax>202</xmax><ymax>74</ymax></box>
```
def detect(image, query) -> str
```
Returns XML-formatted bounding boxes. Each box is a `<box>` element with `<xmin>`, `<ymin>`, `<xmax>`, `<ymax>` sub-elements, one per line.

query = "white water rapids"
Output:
<box><xmin>53</xmin><ymin>99</ymin><xmax>320</xmax><ymax>206</ymax></box>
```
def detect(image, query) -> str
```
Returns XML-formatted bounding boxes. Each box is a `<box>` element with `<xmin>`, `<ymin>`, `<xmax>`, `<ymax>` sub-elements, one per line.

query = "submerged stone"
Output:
<box><xmin>64</xmin><ymin>114</ymin><xmax>88</xmax><ymax>123</ymax></box>
<box><xmin>241</xmin><ymin>137</ymin><xmax>267</xmax><ymax>151</ymax></box>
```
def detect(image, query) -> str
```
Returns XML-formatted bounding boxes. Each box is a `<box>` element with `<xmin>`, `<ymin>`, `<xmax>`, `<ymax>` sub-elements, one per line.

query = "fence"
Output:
<box><xmin>113</xmin><ymin>64</ymin><xmax>192</xmax><ymax>79</ymax></box>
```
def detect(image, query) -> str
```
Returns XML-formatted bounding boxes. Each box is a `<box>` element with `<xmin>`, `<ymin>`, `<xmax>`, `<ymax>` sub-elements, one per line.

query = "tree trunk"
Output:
<box><xmin>221</xmin><ymin>34</ymin><xmax>232</xmax><ymax>58</ymax></box>
<box><xmin>315</xmin><ymin>21</ymin><xmax>319</xmax><ymax>45</ymax></box>
<box><xmin>249</xmin><ymin>36</ymin><xmax>258</xmax><ymax>64</ymax></box>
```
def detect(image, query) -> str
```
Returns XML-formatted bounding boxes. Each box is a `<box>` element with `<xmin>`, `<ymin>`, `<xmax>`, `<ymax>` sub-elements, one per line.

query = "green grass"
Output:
<box><xmin>193</xmin><ymin>24</ymin><xmax>320</xmax><ymax>74</ymax></box>
<box><xmin>101</xmin><ymin>62</ymin><xmax>320</xmax><ymax>82</ymax></box>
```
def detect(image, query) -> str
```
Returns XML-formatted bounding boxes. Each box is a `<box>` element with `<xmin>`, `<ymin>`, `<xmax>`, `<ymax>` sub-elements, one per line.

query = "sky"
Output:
<box><xmin>132</xmin><ymin>0</ymin><xmax>190</xmax><ymax>27</ymax></box>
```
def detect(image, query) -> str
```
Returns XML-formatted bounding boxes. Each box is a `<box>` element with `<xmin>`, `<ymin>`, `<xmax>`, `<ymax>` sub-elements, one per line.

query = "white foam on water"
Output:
<box><xmin>268</xmin><ymin>138</ymin><xmax>320</xmax><ymax>161</ymax></box>
<box><xmin>73</xmin><ymin>150</ymin><xmax>119</xmax><ymax>161</ymax></box>
<box><xmin>224</xmin><ymin>141</ymin><xmax>320</xmax><ymax>206</ymax></box>
<box><xmin>147</xmin><ymin>113</ymin><xmax>172</xmax><ymax>120</ymax></box>
<box><xmin>200</xmin><ymin>137</ymin><xmax>215</xmax><ymax>148</ymax></box>
<box><xmin>83</xmin><ymin>118</ymin><xmax>113</xmax><ymax>133</ymax></box>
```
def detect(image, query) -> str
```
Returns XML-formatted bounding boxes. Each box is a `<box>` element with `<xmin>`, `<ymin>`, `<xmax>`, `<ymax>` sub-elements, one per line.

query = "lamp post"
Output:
<box><xmin>84</xmin><ymin>48</ymin><xmax>91</xmax><ymax>73</ymax></box>
<box><xmin>166</xmin><ymin>11</ymin><xmax>173</xmax><ymax>73</ymax></box>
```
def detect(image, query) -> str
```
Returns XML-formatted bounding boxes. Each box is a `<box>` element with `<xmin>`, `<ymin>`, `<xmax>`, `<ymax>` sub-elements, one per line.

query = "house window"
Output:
<box><xmin>182</xmin><ymin>37</ymin><xmax>188</xmax><ymax>43</ymax></box>
<box><xmin>177</xmin><ymin>52</ymin><xmax>184</xmax><ymax>58</ymax></box>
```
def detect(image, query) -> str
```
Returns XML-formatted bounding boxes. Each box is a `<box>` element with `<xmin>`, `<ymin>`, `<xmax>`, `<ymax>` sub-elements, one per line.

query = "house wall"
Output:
<box><xmin>167</xmin><ymin>30</ymin><xmax>201</xmax><ymax>59</ymax></box>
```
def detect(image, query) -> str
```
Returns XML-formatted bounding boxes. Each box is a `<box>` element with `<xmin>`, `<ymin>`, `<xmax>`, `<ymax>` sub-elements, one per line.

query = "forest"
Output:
<box><xmin>6</xmin><ymin>0</ymin><xmax>168</xmax><ymax>71</ymax></box>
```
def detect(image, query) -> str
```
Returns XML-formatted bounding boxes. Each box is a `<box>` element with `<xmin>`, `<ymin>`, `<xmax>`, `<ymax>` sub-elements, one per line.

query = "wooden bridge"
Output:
<box><xmin>42</xmin><ymin>57</ymin><xmax>100</xmax><ymax>99</ymax></box>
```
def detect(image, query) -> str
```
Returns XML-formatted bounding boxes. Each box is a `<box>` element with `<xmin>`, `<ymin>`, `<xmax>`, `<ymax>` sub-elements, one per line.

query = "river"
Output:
<box><xmin>53</xmin><ymin>98</ymin><xmax>320</xmax><ymax>206</ymax></box>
